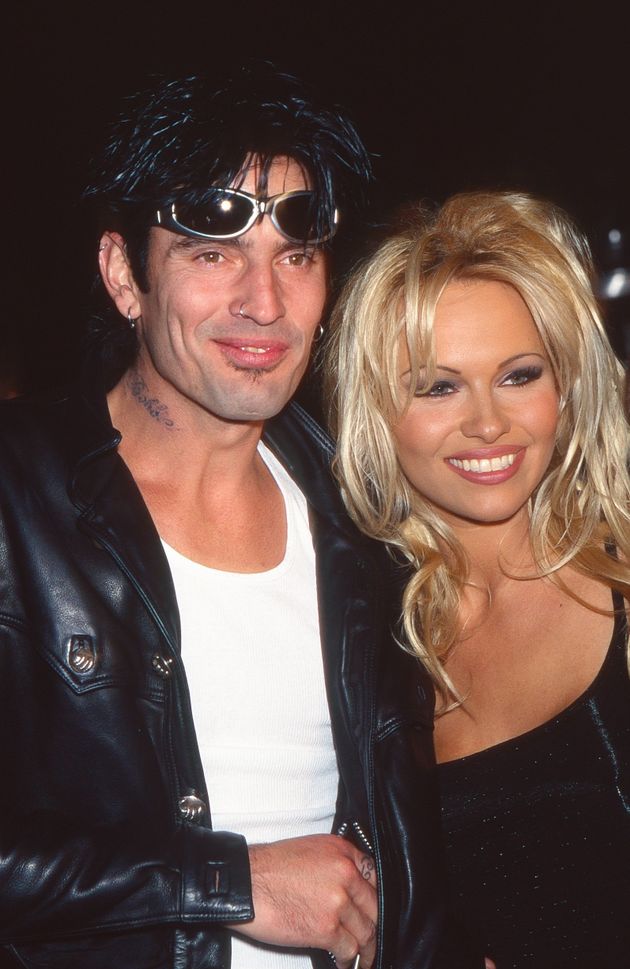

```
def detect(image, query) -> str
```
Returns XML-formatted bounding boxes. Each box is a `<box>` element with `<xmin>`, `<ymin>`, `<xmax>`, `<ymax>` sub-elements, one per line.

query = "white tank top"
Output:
<box><xmin>162</xmin><ymin>442</ymin><xmax>339</xmax><ymax>969</ymax></box>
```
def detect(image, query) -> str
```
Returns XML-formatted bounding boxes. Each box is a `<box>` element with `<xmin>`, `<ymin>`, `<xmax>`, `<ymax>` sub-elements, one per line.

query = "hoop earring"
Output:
<box><xmin>313</xmin><ymin>324</ymin><xmax>324</xmax><ymax>342</ymax></box>
<box><xmin>127</xmin><ymin>307</ymin><xmax>137</xmax><ymax>330</ymax></box>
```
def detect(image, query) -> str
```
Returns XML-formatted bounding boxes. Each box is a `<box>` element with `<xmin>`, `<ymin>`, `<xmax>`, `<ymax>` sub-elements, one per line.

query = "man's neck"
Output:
<box><xmin>108</xmin><ymin>366</ymin><xmax>265</xmax><ymax>481</ymax></box>
<box><xmin>107</xmin><ymin>367</ymin><xmax>287</xmax><ymax>572</ymax></box>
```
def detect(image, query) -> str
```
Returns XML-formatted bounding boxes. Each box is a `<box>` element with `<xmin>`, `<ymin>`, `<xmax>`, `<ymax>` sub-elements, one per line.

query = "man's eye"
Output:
<box><xmin>415</xmin><ymin>380</ymin><xmax>456</xmax><ymax>398</ymax></box>
<box><xmin>503</xmin><ymin>365</ymin><xmax>543</xmax><ymax>386</ymax></box>
<box><xmin>198</xmin><ymin>250</ymin><xmax>223</xmax><ymax>264</ymax></box>
<box><xmin>285</xmin><ymin>250</ymin><xmax>314</xmax><ymax>267</ymax></box>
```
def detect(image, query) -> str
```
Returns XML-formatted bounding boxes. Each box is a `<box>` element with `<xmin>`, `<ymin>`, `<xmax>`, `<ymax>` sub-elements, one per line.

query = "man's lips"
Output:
<box><xmin>214</xmin><ymin>338</ymin><xmax>290</xmax><ymax>368</ymax></box>
<box><xmin>445</xmin><ymin>447</ymin><xmax>525</xmax><ymax>483</ymax></box>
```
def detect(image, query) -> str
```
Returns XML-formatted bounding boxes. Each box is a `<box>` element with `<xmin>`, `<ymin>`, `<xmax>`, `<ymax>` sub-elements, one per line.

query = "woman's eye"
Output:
<box><xmin>503</xmin><ymin>365</ymin><xmax>543</xmax><ymax>386</ymax></box>
<box><xmin>415</xmin><ymin>380</ymin><xmax>457</xmax><ymax>398</ymax></box>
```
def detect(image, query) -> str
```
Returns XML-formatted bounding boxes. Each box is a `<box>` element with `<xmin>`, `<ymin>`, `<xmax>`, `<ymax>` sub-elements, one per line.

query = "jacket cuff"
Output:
<box><xmin>180</xmin><ymin>827</ymin><xmax>253</xmax><ymax>923</ymax></box>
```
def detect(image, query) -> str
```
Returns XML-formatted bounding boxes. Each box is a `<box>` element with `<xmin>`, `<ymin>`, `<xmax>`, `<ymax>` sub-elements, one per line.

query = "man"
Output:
<box><xmin>0</xmin><ymin>68</ymin><xmax>465</xmax><ymax>969</ymax></box>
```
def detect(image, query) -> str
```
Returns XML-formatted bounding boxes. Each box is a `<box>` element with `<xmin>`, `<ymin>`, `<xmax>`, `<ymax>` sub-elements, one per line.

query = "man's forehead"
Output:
<box><xmin>231</xmin><ymin>155</ymin><xmax>312</xmax><ymax>195</ymax></box>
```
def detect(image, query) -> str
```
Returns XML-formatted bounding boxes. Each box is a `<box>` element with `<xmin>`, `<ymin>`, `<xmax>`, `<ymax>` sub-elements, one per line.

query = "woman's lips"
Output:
<box><xmin>445</xmin><ymin>447</ymin><xmax>525</xmax><ymax>484</ymax></box>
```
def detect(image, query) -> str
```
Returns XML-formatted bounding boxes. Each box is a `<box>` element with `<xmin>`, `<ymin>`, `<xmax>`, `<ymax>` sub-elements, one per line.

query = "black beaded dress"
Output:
<box><xmin>438</xmin><ymin>594</ymin><xmax>630</xmax><ymax>969</ymax></box>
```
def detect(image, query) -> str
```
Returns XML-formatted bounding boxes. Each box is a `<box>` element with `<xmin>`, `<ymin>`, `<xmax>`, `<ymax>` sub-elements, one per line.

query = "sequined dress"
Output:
<box><xmin>438</xmin><ymin>595</ymin><xmax>630</xmax><ymax>968</ymax></box>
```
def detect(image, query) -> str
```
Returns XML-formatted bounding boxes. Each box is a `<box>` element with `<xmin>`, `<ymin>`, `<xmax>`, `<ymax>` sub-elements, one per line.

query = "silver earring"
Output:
<box><xmin>313</xmin><ymin>324</ymin><xmax>324</xmax><ymax>342</ymax></box>
<box><xmin>127</xmin><ymin>307</ymin><xmax>137</xmax><ymax>330</ymax></box>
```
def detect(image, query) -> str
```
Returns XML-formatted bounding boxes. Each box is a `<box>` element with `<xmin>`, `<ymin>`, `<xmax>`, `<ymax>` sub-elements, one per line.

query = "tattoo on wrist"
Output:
<box><xmin>128</xmin><ymin>372</ymin><xmax>175</xmax><ymax>428</ymax></box>
<box><xmin>360</xmin><ymin>855</ymin><xmax>374</xmax><ymax>880</ymax></box>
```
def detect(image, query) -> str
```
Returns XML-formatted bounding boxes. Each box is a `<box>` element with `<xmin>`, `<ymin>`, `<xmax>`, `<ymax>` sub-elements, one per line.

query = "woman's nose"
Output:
<box><xmin>460</xmin><ymin>391</ymin><xmax>511</xmax><ymax>442</ymax></box>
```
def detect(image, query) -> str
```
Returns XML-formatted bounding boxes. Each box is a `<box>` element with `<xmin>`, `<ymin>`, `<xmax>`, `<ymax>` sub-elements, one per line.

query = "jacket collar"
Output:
<box><xmin>62</xmin><ymin>356</ymin><xmax>378</xmax><ymax>808</ymax></box>
<box><xmin>66</xmin><ymin>355</ymin><xmax>181</xmax><ymax>653</ymax></box>
<box><xmin>264</xmin><ymin>401</ymin><xmax>359</xmax><ymax>537</ymax></box>
<box><xmin>66</xmin><ymin>353</ymin><xmax>374</xmax><ymax>660</ymax></box>
<box><xmin>67</xmin><ymin>352</ymin><xmax>342</xmax><ymax>516</ymax></box>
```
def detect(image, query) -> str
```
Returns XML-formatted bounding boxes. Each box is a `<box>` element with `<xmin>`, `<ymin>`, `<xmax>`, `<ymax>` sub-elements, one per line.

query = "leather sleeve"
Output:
<box><xmin>0</xmin><ymin>614</ymin><xmax>255</xmax><ymax>946</ymax></box>
<box><xmin>0</xmin><ymin>819</ymin><xmax>253</xmax><ymax>943</ymax></box>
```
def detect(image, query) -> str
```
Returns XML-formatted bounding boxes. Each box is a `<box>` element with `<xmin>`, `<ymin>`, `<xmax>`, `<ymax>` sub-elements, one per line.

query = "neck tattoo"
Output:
<box><xmin>128</xmin><ymin>371</ymin><xmax>176</xmax><ymax>428</ymax></box>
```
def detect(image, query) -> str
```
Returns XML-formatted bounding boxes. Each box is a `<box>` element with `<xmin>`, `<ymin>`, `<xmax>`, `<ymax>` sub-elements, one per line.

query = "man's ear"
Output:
<box><xmin>98</xmin><ymin>231</ymin><xmax>142</xmax><ymax>320</ymax></box>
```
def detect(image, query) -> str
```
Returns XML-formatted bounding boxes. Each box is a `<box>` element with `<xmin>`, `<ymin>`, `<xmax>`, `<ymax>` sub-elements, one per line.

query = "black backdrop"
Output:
<box><xmin>4</xmin><ymin>0</ymin><xmax>629</xmax><ymax>396</ymax></box>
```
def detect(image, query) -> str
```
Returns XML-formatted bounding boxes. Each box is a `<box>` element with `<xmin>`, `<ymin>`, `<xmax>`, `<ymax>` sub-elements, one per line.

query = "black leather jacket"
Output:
<box><xmin>0</xmin><ymin>372</ymin><xmax>451</xmax><ymax>969</ymax></box>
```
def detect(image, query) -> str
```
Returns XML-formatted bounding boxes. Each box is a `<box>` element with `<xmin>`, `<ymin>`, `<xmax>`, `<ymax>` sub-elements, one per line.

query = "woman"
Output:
<box><xmin>326</xmin><ymin>192</ymin><xmax>630</xmax><ymax>968</ymax></box>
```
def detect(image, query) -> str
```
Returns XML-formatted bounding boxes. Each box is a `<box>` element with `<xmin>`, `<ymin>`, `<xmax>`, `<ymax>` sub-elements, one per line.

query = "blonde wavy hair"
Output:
<box><xmin>326</xmin><ymin>191</ymin><xmax>630</xmax><ymax>700</ymax></box>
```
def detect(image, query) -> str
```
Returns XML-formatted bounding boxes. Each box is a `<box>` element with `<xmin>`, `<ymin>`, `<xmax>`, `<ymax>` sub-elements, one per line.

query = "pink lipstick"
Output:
<box><xmin>445</xmin><ymin>446</ymin><xmax>525</xmax><ymax>485</ymax></box>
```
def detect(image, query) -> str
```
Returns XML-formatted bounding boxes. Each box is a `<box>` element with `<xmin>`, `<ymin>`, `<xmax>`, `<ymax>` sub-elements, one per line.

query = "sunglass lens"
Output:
<box><xmin>177</xmin><ymin>191</ymin><xmax>254</xmax><ymax>237</ymax></box>
<box><xmin>274</xmin><ymin>193</ymin><xmax>319</xmax><ymax>242</ymax></box>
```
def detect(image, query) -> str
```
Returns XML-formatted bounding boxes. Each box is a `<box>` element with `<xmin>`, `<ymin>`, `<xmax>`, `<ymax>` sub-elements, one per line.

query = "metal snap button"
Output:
<box><xmin>178</xmin><ymin>794</ymin><xmax>206</xmax><ymax>821</ymax></box>
<box><xmin>67</xmin><ymin>636</ymin><xmax>98</xmax><ymax>674</ymax></box>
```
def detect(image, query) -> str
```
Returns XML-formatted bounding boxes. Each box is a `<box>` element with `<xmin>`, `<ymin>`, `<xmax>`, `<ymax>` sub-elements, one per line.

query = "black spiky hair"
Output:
<box><xmin>84</xmin><ymin>63</ymin><xmax>371</xmax><ymax>289</ymax></box>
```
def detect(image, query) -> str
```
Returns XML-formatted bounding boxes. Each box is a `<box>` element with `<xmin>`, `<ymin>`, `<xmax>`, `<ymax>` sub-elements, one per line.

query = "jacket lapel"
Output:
<box><xmin>66</xmin><ymin>368</ymin><xmax>181</xmax><ymax>656</ymax></box>
<box><xmin>265</xmin><ymin>403</ymin><xmax>377</xmax><ymax>814</ymax></box>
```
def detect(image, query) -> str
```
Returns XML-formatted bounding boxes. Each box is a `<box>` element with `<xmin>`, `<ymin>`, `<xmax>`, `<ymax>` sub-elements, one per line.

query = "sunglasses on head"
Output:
<box><xmin>155</xmin><ymin>188</ymin><xmax>337</xmax><ymax>244</ymax></box>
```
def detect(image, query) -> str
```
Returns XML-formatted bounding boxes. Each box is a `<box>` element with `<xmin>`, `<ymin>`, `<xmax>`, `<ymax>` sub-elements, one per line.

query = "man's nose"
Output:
<box><xmin>460</xmin><ymin>390</ymin><xmax>511</xmax><ymax>441</ymax></box>
<box><xmin>231</xmin><ymin>264</ymin><xmax>285</xmax><ymax>326</ymax></box>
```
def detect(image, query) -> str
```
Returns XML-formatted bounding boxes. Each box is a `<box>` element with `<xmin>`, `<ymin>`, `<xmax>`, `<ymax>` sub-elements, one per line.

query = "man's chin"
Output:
<box><xmin>210</xmin><ymin>390</ymin><xmax>294</xmax><ymax>424</ymax></box>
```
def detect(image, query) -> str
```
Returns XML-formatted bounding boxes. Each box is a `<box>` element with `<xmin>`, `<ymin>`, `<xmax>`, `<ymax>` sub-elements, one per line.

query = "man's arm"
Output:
<box><xmin>1</xmin><ymin>823</ymin><xmax>377</xmax><ymax>969</ymax></box>
<box><xmin>229</xmin><ymin>835</ymin><xmax>378</xmax><ymax>969</ymax></box>
<box><xmin>0</xmin><ymin>818</ymin><xmax>252</xmax><ymax>943</ymax></box>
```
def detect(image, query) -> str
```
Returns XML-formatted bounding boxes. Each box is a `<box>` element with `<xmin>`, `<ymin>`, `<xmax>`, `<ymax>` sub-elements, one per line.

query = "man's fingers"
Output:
<box><xmin>336</xmin><ymin>874</ymin><xmax>377</xmax><ymax>969</ymax></box>
<box><xmin>357</xmin><ymin>853</ymin><xmax>376</xmax><ymax>886</ymax></box>
<box><xmin>345</xmin><ymin>852</ymin><xmax>378</xmax><ymax>922</ymax></box>
<box><xmin>236</xmin><ymin>834</ymin><xmax>379</xmax><ymax>958</ymax></box>
<box><xmin>332</xmin><ymin>912</ymin><xmax>376</xmax><ymax>969</ymax></box>
<box><xmin>335</xmin><ymin>953</ymin><xmax>369</xmax><ymax>969</ymax></box>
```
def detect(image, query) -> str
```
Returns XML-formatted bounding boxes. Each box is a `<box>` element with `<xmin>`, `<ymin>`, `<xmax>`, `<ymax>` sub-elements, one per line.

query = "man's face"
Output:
<box><xmin>129</xmin><ymin>157</ymin><xmax>327</xmax><ymax>425</ymax></box>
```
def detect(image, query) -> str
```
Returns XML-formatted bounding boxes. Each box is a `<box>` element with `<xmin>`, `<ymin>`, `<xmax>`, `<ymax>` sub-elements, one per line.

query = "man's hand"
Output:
<box><xmin>227</xmin><ymin>834</ymin><xmax>378</xmax><ymax>968</ymax></box>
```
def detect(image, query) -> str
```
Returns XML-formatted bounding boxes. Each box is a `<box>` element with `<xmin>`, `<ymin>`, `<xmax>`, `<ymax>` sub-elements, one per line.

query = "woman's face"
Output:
<box><xmin>393</xmin><ymin>278</ymin><xmax>560</xmax><ymax>533</ymax></box>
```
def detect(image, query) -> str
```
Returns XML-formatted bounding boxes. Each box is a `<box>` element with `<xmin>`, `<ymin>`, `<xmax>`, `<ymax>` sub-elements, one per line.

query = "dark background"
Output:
<box><xmin>4</xmin><ymin>0</ymin><xmax>629</xmax><ymax>397</ymax></box>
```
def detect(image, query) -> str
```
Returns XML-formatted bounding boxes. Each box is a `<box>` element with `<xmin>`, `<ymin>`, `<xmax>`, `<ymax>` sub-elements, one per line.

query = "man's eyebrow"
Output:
<box><xmin>230</xmin><ymin>235</ymin><xmax>318</xmax><ymax>255</ymax></box>
<box><xmin>166</xmin><ymin>235</ymin><xmax>316</xmax><ymax>256</ymax></box>
<box><xmin>166</xmin><ymin>237</ymin><xmax>238</xmax><ymax>255</ymax></box>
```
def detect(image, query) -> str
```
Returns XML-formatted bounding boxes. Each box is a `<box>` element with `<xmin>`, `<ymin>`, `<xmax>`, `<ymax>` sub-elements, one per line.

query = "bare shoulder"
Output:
<box><xmin>435</xmin><ymin>569</ymin><xmax>617</xmax><ymax>762</ymax></box>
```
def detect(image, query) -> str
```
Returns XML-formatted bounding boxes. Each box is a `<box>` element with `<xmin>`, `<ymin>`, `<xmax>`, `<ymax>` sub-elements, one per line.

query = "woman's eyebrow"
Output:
<box><xmin>497</xmin><ymin>351</ymin><xmax>546</xmax><ymax>368</ymax></box>
<box><xmin>428</xmin><ymin>352</ymin><xmax>546</xmax><ymax>373</ymax></box>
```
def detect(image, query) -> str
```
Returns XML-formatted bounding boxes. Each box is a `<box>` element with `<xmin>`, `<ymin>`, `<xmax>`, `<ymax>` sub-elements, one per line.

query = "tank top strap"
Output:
<box><xmin>611</xmin><ymin>588</ymin><xmax>628</xmax><ymax>661</ymax></box>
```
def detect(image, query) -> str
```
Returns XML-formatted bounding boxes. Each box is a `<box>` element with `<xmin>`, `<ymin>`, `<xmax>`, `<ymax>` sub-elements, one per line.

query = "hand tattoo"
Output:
<box><xmin>128</xmin><ymin>372</ymin><xmax>176</xmax><ymax>428</ymax></box>
<box><xmin>360</xmin><ymin>855</ymin><xmax>375</xmax><ymax>881</ymax></box>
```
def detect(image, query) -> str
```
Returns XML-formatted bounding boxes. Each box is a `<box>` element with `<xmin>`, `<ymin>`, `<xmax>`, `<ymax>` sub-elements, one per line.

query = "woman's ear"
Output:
<box><xmin>98</xmin><ymin>231</ymin><xmax>141</xmax><ymax>320</ymax></box>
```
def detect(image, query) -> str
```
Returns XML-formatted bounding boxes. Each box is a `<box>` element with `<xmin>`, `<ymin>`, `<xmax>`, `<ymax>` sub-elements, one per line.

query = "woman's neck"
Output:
<box><xmin>451</xmin><ymin>509</ymin><xmax>537</xmax><ymax>590</ymax></box>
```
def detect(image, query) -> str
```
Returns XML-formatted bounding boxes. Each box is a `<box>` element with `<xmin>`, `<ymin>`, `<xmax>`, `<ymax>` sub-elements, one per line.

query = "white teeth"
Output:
<box><xmin>448</xmin><ymin>453</ymin><xmax>517</xmax><ymax>473</ymax></box>
<box><xmin>240</xmin><ymin>346</ymin><xmax>269</xmax><ymax>354</ymax></box>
